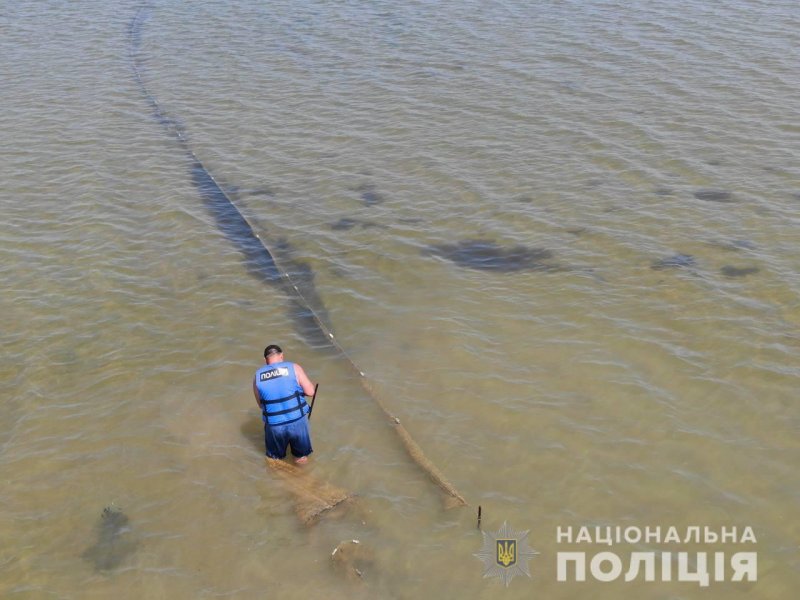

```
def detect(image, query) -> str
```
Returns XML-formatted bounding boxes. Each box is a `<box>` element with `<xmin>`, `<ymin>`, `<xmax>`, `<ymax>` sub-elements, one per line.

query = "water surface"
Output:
<box><xmin>1</xmin><ymin>1</ymin><xmax>799</xmax><ymax>598</ymax></box>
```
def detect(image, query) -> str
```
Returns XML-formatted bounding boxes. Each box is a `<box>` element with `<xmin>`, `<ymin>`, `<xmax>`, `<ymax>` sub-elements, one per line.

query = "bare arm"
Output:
<box><xmin>294</xmin><ymin>363</ymin><xmax>316</xmax><ymax>397</ymax></box>
<box><xmin>253</xmin><ymin>377</ymin><xmax>261</xmax><ymax>409</ymax></box>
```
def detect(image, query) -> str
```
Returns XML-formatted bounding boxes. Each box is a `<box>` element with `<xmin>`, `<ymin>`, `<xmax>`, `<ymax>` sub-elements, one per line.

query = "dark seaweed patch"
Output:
<box><xmin>250</xmin><ymin>187</ymin><xmax>274</xmax><ymax>197</ymax></box>
<box><xmin>82</xmin><ymin>506</ymin><xmax>136</xmax><ymax>571</ymax></box>
<box><xmin>694</xmin><ymin>190</ymin><xmax>734</xmax><ymax>202</ymax></box>
<box><xmin>424</xmin><ymin>240</ymin><xmax>559</xmax><ymax>272</ymax></box>
<box><xmin>329</xmin><ymin>218</ymin><xmax>386</xmax><ymax>231</ymax></box>
<box><xmin>651</xmin><ymin>254</ymin><xmax>696</xmax><ymax>270</ymax></box>
<box><xmin>330</xmin><ymin>218</ymin><xmax>358</xmax><ymax>231</ymax></box>
<box><xmin>721</xmin><ymin>265</ymin><xmax>759</xmax><ymax>278</ymax></box>
<box><xmin>357</xmin><ymin>183</ymin><xmax>384</xmax><ymax>206</ymax></box>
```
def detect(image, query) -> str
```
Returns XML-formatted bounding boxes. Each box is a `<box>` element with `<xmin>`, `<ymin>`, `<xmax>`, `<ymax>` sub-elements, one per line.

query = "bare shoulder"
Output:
<box><xmin>293</xmin><ymin>362</ymin><xmax>314</xmax><ymax>389</ymax></box>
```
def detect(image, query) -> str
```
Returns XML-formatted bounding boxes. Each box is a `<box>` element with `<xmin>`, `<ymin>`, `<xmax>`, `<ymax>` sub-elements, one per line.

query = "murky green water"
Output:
<box><xmin>1</xmin><ymin>1</ymin><xmax>798</xmax><ymax>598</ymax></box>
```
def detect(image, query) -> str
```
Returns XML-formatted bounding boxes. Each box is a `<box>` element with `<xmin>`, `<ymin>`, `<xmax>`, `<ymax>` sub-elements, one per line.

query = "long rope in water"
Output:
<box><xmin>129</xmin><ymin>6</ymin><xmax>466</xmax><ymax>508</ymax></box>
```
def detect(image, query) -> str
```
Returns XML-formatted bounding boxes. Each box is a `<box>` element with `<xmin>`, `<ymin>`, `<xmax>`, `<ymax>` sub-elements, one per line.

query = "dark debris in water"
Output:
<box><xmin>721</xmin><ymin>265</ymin><xmax>759</xmax><ymax>278</ymax></box>
<box><xmin>330</xmin><ymin>217</ymin><xmax>358</xmax><ymax>231</ymax></box>
<box><xmin>329</xmin><ymin>217</ymin><xmax>386</xmax><ymax>231</ymax></box>
<box><xmin>694</xmin><ymin>190</ymin><xmax>734</xmax><ymax>202</ymax></box>
<box><xmin>356</xmin><ymin>183</ymin><xmax>385</xmax><ymax>206</ymax></box>
<box><xmin>424</xmin><ymin>240</ymin><xmax>560</xmax><ymax>272</ymax></box>
<box><xmin>651</xmin><ymin>254</ymin><xmax>697</xmax><ymax>270</ymax></box>
<box><xmin>244</xmin><ymin>186</ymin><xmax>275</xmax><ymax>197</ymax></box>
<box><xmin>82</xmin><ymin>506</ymin><xmax>137</xmax><ymax>571</ymax></box>
<box><xmin>565</xmin><ymin>227</ymin><xmax>586</xmax><ymax>236</ymax></box>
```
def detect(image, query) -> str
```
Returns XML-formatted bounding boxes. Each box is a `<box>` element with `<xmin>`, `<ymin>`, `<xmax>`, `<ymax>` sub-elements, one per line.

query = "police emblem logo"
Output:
<box><xmin>474</xmin><ymin>521</ymin><xmax>538</xmax><ymax>587</ymax></box>
<box><xmin>496</xmin><ymin>539</ymin><xmax>516</xmax><ymax>567</ymax></box>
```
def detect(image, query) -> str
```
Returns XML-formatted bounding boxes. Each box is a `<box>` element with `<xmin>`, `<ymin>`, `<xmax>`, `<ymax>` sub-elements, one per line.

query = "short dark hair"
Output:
<box><xmin>264</xmin><ymin>344</ymin><xmax>283</xmax><ymax>359</ymax></box>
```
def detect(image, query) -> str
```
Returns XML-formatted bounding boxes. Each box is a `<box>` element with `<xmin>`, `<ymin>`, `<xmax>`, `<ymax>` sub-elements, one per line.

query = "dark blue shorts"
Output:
<box><xmin>264</xmin><ymin>416</ymin><xmax>313</xmax><ymax>459</ymax></box>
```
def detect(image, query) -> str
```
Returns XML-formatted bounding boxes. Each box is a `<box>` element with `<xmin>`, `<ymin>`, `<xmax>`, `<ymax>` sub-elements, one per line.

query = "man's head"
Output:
<box><xmin>264</xmin><ymin>344</ymin><xmax>284</xmax><ymax>364</ymax></box>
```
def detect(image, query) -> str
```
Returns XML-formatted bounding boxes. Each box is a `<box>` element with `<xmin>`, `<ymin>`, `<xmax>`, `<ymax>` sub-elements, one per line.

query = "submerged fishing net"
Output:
<box><xmin>130</xmin><ymin>6</ymin><xmax>467</xmax><ymax>510</ymax></box>
<box><xmin>390</xmin><ymin>416</ymin><xmax>467</xmax><ymax>509</ymax></box>
<box><xmin>266</xmin><ymin>459</ymin><xmax>352</xmax><ymax>526</ymax></box>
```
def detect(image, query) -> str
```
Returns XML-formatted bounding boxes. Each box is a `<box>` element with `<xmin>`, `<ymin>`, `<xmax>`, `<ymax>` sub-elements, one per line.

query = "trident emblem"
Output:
<box><xmin>475</xmin><ymin>521</ymin><xmax>538</xmax><ymax>586</ymax></box>
<box><xmin>496</xmin><ymin>539</ymin><xmax>517</xmax><ymax>567</ymax></box>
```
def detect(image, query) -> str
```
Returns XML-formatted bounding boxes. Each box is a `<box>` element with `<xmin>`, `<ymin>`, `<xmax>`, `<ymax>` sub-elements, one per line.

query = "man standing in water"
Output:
<box><xmin>253</xmin><ymin>344</ymin><xmax>317</xmax><ymax>463</ymax></box>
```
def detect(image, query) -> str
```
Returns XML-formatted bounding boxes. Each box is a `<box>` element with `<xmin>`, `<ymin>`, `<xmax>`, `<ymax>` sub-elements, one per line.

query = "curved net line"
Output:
<box><xmin>129</xmin><ymin>6</ymin><xmax>466</xmax><ymax>508</ymax></box>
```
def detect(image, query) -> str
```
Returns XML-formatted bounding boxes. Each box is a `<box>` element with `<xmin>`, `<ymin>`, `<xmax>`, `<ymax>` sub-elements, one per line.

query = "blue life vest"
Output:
<box><xmin>255</xmin><ymin>361</ymin><xmax>308</xmax><ymax>426</ymax></box>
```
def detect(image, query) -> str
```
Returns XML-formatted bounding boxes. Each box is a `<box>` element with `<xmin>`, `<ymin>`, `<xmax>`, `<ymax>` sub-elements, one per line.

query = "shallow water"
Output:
<box><xmin>1</xmin><ymin>1</ymin><xmax>799</xmax><ymax>598</ymax></box>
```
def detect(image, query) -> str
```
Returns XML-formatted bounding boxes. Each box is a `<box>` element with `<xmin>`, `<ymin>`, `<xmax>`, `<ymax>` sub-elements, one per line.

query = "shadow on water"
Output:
<box><xmin>355</xmin><ymin>182</ymin><xmax>385</xmax><ymax>206</ymax></box>
<box><xmin>331</xmin><ymin>217</ymin><xmax>359</xmax><ymax>231</ymax></box>
<box><xmin>651</xmin><ymin>253</ymin><xmax>697</xmax><ymax>270</ymax></box>
<box><xmin>694</xmin><ymin>189</ymin><xmax>734</xmax><ymax>202</ymax></box>
<box><xmin>130</xmin><ymin>6</ymin><xmax>332</xmax><ymax>349</ymax></box>
<box><xmin>329</xmin><ymin>217</ymin><xmax>385</xmax><ymax>231</ymax></box>
<box><xmin>424</xmin><ymin>239</ymin><xmax>561</xmax><ymax>273</ymax></box>
<box><xmin>190</xmin><ymin>160</ymin><xmax>334</xmax><ymax>349</ymax></box>
<box><xmin>82</xmin><ymin>506</ymin><xmax>137</xmax><ymax>572</ymax></box>
<box><xmin>191</xmin><ymin>162</ymin><xmax>280</xmax><ymax>284</ymax></box>
<box><xmin>130</xmin><ymin>5</ymin><xmax>469</xmax><ymax>510</ymax></box>
<box><xmin>721</xmin><ymin>265</ymin><xmax>759</xmax><ymax>278</ymax></box>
